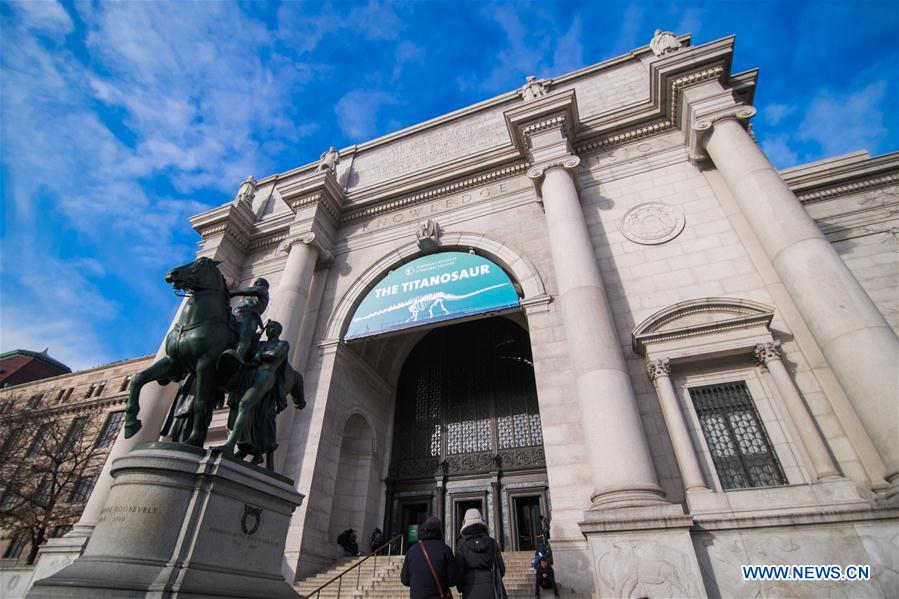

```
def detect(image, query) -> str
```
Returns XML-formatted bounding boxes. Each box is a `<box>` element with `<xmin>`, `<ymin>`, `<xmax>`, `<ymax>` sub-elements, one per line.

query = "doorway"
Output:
<box><xmin>453</xmin><ymin>498</ymin><xmax>485</xmax><ymax>541</ymax></box>
<box><xmin>513</xmin><ymin>495</ymin><xmax>542</xmax><ymax>551</ymax></box>
<box><xmin>400</xmin><ymin>501</ymin><xmax>429</xmax><ymax>546</ymax></box>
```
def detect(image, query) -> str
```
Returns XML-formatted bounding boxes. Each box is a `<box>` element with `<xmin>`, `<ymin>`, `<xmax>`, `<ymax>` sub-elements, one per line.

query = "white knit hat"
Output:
<box><xmin>461</xmin><ymin>508</ymin><xmax>486</xmax><ymax>530</ymax></box>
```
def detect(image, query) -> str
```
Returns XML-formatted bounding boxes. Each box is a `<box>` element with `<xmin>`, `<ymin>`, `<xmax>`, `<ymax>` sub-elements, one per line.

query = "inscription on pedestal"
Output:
<box><xmin>97</xmin><ymin>504</ymin><xmax>161</xmax><ymax>524</ymax></box>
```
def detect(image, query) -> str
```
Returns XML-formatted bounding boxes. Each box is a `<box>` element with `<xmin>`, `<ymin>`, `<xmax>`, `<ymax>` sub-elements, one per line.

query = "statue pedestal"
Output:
<box><xmin>28</xmin><ymin>443</ymin><xmax>303</xmax><ymax>599</ymax></box>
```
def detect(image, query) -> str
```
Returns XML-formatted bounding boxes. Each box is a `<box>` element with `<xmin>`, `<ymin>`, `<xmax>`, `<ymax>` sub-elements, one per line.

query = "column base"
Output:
<box><xmin>590</xmin><ymin>483</ymin><xmax>669</xmax><ymax>509</ymax></box>
<box><xmin>579</xmin><ymin>506</ymin><xmax>707</xmax><ymax>598</ymax></box>
<box><xmin>28</xmin><ymin>443</ymin><xmax>304</xmax><ymax>599</ymax></box>
<box><xmin>28</xmin><ymin>533</ymin><xmax>90</xmax><ymax>589</ymax></box>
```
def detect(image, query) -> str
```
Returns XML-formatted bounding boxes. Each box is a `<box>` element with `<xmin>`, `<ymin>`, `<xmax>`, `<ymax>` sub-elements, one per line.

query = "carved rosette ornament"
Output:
<box><xmin>620</xmin><ymin>202</ymin><xmax>686</xmax><ymax>245</ymax></box>
<box><xmin>753</xmin><ymin>340</ymin><xmax>783</xmax><ymax>368</ymax></box>
<box><xmin>647</xmin><ymin>358</ymin><xmax>672</xmax><ymax>382</ymax></box>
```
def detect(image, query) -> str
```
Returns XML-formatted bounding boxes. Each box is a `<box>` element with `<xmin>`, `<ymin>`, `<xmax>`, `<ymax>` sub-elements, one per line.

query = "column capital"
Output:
<box><xmin>688</xmin><ymin>105</ymin><xmax>757</xmax><ymax>164</ymax></box>
<box><xmin>278</xmin><ymin>231</ymin><xmax>333</xmax><ymax>265</ymax></box>
<box><xmin>753</xmin><ymin>340</ymin><xmax>783</xmax><ymax>367</ymax></box>
<box><xmin>647</xmin><ymin>358</ymin><xmax>672</xmax><ymax>382</ymax></box>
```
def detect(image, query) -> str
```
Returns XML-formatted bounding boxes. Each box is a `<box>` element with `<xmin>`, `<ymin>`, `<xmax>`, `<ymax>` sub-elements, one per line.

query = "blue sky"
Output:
<box><xmin>1</xmin><ymin>0</ymin><xmax>897</xmax><ymax>371</ymax></box>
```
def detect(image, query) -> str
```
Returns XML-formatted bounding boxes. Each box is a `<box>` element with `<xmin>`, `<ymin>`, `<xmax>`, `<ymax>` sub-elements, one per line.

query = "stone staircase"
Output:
<box><xmin>296</xmin><ymin>551</ymin><xmax>544</xmax><ymax>599</ymax></box>
<box><xmin>295</xmin><ymin>554</ymin><xmax>404</xmax><ymax>598</ymax></box>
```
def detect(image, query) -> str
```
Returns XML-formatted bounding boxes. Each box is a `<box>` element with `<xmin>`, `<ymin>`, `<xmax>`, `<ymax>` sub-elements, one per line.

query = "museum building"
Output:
<box><xmin>11</xmin><ymin>31</ymin><xmax>899</xmax><ymax>597</ymax></box>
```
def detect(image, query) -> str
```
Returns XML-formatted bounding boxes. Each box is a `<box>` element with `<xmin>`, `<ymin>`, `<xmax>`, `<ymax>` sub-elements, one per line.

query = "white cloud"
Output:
<box><xmin>761</xmin><ymin>134</ymin><xmax>799</xmax><ymax>168</ymax></box>
<box><xmin>764</xmin><ymin>103</ymin><xmax>796</xmax><ymax>126</ymax></box>
<box><xmin>335</xmin><ymin>90</ymin><xmax>398</xmax><ymax>140</ymax></box>
<box><xmin>7</xmin><ymin>0</ymin><xmax>73</xmax><ymax>39</ymax></box>
<box><xmin>549</xmin><ymin>16</ymin><xmax>584</xmax><ymax>76</ymax></box>
<box><xmin>798</xmin><ymin>81</ymin><xmax>888</xmax><ymax>156</ymax></box>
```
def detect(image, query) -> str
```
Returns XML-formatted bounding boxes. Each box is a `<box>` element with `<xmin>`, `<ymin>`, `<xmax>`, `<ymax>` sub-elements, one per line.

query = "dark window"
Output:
<box><xmin>119</xmin><ymin>375</ymin><xmax>134</xmax><ymax>392</ymax></box>
<box><xmin>84</xmin><ymin>384</ymin><xmax>96</xmax><ymax>399</ymax></box>
<box><xmin>60</xmin><ymin>417</ymin><xmax>88</xmax><ymax>454</ymax></box>
<box><xmin>95</xmin><ymin>380</ymin><xmax>107</xmax><ymax>396</ymax></box>
<box><xmin>51</xmin><ymin>525</ymin><xmax>71</xmax><ymax>538</ymax></box>
<box><xmin>689</xmin><ymin>381</ymin><xmax>787</xmax><ymax>490</ymax></box>
<box><xmin>0</xmin><ymin>484</ymin><xmax>17</xmax><ymax>508</ymax></box>
<box><xmin>0</xmin><ymin>429</ymin><xmax>22</xmax><ymax>460</ymax></box>
<box><xmin>26</xmin><ymin>424</ymin><xmax>52</xmax><ymax>457</ymax></box>
<box><xmin>35</xmin><ymin>477</ymin><xmax>52</xmax><ymax>503</ymax></box>
<box><xmin>97</xmin><ymin>411</ymin><xmax>124</xmax><ymax>448</ymax></box>
<box><xmin>3</xmin><ymin>532</ymin><xmax>28</xmax><ymax>559</ymax></box>
<box><xmin>56</xmin><ymin>388</ymin><xmax>74</xmax><ymax>404</ymax></box>
<box><xmin>26</xmin><ymin>394</ymin><xmax>43</xmax><ymax>409</ymax></box>
<box><xmin>68</xmin><ymin>475</ymin><xmax>96</xmax><ymax>503</ymax></box>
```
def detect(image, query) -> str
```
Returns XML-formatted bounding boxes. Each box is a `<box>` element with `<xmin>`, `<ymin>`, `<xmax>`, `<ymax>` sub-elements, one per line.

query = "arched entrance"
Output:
<box><xmin>326</xmin><ymin>413</ymin><xmax>380</xmax><ymax>557</ymax></box>
<box><xmin>384</xmin><ymin>316</ymin><xmax>549</xmax><ymax>550</ymax></box>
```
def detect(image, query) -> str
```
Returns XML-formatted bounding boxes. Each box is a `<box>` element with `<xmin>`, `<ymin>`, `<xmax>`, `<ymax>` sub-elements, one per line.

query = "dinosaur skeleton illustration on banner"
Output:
<box><xmin>352</xmin><ymin>283</ymin><xmax>512</xmax><ymax>324</ymax></box>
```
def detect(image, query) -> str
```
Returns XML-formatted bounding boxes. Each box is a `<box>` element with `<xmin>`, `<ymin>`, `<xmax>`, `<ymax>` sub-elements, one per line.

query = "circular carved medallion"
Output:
<box><xmin>620</xmin><ymin>202</ymin><xmax>685</xmax><ymax>245</ymax></box>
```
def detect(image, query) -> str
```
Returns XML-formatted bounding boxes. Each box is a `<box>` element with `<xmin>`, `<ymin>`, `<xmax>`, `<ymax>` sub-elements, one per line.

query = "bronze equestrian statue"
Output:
<box><xmin>123</xmin><ymin>257</ymin><xmax>305</xmax><ymax>457</ymax></box>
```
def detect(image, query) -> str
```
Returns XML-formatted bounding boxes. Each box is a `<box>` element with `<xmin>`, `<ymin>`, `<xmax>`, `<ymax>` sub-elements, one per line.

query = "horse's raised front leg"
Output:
<box><xmin>185</xmin><ymin>356</ymin><xmax>216</xmax><ymax>447</ymax></box>
<box><xmin>124</xmin><ymin>356</ymin><xmax>180</xmax><ymax>439</ymax></box>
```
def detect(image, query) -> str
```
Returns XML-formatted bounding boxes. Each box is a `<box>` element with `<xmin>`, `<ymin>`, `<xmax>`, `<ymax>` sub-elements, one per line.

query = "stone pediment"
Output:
<box><xmin>632</xmin><ymin>297</ymin><xmax>774</xmax><ymax>355</ymax></box>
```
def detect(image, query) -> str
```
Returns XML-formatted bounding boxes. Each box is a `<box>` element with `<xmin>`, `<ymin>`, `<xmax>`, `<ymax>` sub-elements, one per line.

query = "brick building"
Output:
<box><xmin>0</xmin><ymin>355</ymin><xmax>153</xmax><ymax>565</ymax></box>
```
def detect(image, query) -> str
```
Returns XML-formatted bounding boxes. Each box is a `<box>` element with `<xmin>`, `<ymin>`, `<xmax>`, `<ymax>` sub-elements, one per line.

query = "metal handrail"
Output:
<box><xmin>306</xmin><ymin>533</ymin><xmax>405</xmax><ymax>599</ymax></box>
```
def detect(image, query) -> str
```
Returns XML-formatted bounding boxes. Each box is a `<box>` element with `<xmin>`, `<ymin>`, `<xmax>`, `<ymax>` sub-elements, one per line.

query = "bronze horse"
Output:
<box><xmin>124</xmin><ymin>257</ymin><xmax>234</xmax><ymax>447</ymax></box>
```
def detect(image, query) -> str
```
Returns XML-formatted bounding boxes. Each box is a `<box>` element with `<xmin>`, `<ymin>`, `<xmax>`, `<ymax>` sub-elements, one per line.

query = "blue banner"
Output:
<box><xmin>346</xmin><ymin>252</ymin><xmax>520</xmax><ymax>340</ymax></box>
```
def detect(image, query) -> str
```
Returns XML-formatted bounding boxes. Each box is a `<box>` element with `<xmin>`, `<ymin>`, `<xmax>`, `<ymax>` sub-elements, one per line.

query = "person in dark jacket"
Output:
<box><xmin>454</xmin><ymin>509</ymin><xmax>505</xmax><ymax>599</ymax></box>
<box><xmin>370</xmin><ymin>527</ymin><xmax>385</xmax><ymax>553</ymax></box>
<box><xmin>534</xmin><ymin>558</ymin><xmax>560</xmax><ymax>597</ymax></box>
<box><xmin>401</xmin><ymin>517</ymin><xmax>459</xmax><ymax>599</ymax></box>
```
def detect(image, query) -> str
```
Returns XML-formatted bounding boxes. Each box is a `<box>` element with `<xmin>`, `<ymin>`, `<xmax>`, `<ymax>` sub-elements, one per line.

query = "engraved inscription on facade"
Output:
<box><xmin>358</xmin><ymin>177</ymin><xmax>526</xmax><ymax>233</ymax></box>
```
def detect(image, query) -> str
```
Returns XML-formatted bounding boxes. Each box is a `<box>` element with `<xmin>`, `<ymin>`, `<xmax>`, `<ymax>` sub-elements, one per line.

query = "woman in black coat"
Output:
<box><xmin>454</xmin><ymin>509</ymin><xmax>505</xmax><ymax>599</ymax></box>
<box><xmin>401</xmin><ymin>517</ymin><xmax>459</xmax><ymax>599</ymax></box>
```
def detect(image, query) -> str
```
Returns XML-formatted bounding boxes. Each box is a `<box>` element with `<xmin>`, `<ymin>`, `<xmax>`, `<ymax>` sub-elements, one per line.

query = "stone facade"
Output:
<box><xmin>16</xmin><ymin>32</ymin><xmax>899</xmax><ymax>597</ymax></box>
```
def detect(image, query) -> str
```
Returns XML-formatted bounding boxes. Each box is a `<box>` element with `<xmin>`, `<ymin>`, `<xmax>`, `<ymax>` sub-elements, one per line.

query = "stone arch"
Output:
<box><xmin>324</xmin><ymin>232</ymin><xmax>548</xmax><ymax>342</ymax></box>
<box><xmin>326</xmin><ymin>411</ymin><xmax>381</xmax><ymax>556</ymax></box>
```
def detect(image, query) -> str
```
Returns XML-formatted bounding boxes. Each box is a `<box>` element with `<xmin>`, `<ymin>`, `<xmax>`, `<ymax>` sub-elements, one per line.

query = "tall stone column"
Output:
<box><xmin>505</xmin><ymin>90</ymin><xmax>666</xmax><ymax>508</ymax></box>
<box><xmin>754</xmin><ymin>342</ymin><xmax>841</xmax><ymax>481</ymax></box>
<box><xmin>689</xmin><ymin>95</ymin><xmax>898</xmax><ymax>494</ymax></box>
<box><xmin>529</xmin><ymin>159</ymin><xmax>666</xmax><ymax>508</ymax></box>
<box><xmin>271</xmin><ymin>169</ymin><xmax>342</xmax><ymax>475</ymax></box>
<box><xmin>647</xmin><ymin>359</ymin><xmax>709</xmax><ymax>492</ymax></box>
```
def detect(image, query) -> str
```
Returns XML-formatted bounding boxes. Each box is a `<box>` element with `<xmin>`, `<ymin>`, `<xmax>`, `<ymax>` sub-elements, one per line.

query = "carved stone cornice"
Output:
<box><xmin>753</xmin><ymin>340</ymin><xmax>783</xmax><ymax>368</ymax></box>
<box><xmin>276</xmin><ymin>170</ymin><xmax>345</xmax><ymax>225</ymax></box>
<box><xmin>575</xmin><ymin>120</ymin><xmax>674</xmax><ymax>155</ymax></box>
<box><xmin>632</xmin><ymin>297</ymin><xmax>775</xmax><ymax>356</ymax></box>
<box><xmin>189</xmin><ymin>200</ymin><xmax>256</xmax><ymax>251</ymax></box>
<box><xmin>646</xmin><ymin>358</ymin><xmax>672</xmax><ymax>382</ymax></box>
<box><xmin>795</xmin><ymin>172</ymin><xmax>899</xmax><ymax>205</ymax></box>
<box><xmin>504</xmin><ymin>89</ymin><xmax>580</xmax><ymax>159</ymax></box>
